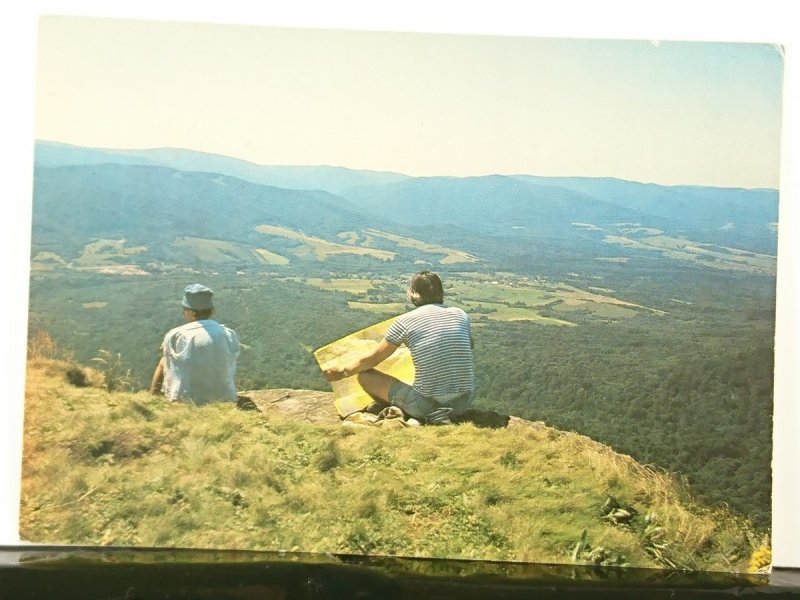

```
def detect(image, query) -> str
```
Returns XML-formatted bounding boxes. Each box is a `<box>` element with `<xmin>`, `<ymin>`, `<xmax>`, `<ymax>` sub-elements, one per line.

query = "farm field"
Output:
<box><xmin>173</xmin><ymin>237</ymin><xmax>255</xmax><ymax>264</ymax></box>
<box><xmin>256</xmin><ymin>224</ymin><xmax>397</xmax><ymax>262</ymax></box>
<box><xmin>274</xmin><ymin>272</ymin><xmax>658</xmax><ymax>325</ymax></box>
<box><xmin>603</xmin><ymin>233</ymin><xmax>776</xmax><ymax>276</ymax></box>
<box><xmin>363</xmin><ymin>229</ymin><xmax>481</xmax><ymax>264</ymax></box>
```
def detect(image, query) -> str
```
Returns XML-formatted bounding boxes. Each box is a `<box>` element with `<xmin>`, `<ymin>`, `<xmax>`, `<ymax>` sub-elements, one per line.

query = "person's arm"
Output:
<box><xmin>150</xmin><ymin>356</ymin><xmax>165</xmax><ymax>395</ymax></box>
<box><xmin>323</xmin><ymin>339</ymin><xmax>398</xmax><ymax>381</ymax></box>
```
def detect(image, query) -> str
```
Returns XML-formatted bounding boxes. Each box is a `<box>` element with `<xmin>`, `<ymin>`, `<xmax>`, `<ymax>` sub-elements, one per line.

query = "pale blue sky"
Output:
<box><xmin>35</xmin><ymin>17</ymin><xmax>784</xmax><ymax>188</ymax></box>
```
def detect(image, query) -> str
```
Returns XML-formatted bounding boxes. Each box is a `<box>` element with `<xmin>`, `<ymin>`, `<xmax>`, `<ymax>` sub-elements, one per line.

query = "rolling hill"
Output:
<box><xmin>31</xmin><ymin>140</ymin><xmax>779</xmax><ymax>278</ymax></box>
<box><xmin>19</xmin><ymin>356</ymin><xmax>768</xmax><ymax>572</ymax></box>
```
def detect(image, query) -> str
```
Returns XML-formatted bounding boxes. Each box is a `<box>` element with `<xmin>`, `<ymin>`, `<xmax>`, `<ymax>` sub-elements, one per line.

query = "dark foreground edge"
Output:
<box><xmin>1</xmin><ymin>545</ymin><xmax>799</xmax><ymax>599</ymax></box>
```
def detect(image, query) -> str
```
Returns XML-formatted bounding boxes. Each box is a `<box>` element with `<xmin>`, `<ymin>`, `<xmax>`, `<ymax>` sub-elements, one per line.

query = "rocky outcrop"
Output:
<box><xmin>243</xmin><ymin>388</ymin><xmax>339</xmax><ymax>425</ymax></box>
<box><xmin>242</xmin><ymin>387</ymin><xmax>544</xmax><ymax>430</ymax></box>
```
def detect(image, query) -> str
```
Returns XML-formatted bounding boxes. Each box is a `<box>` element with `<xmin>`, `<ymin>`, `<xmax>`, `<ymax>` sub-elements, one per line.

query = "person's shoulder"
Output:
<box><xmin>399</xmin><ymin>305</ymin><xmax>433</xmax><ymax>322</ymax></box>
<box><xmin>211</xmin><ymin>321</ymin><xmax>239</xmax><ymax>340</ymax></box>
<box><xmin>433</xmin><ymin>303</ymin><xmax>464</xmax><ymax>314</ymax></box>
<box><xmin>445</xmin><ymin>305</ymin><xmax>470</xmax><ymax>319</ymax></box>
<box><xmin>164</xmin><ymin>322</ymin><xmax>190</xmax><ymax>338</ymax></box>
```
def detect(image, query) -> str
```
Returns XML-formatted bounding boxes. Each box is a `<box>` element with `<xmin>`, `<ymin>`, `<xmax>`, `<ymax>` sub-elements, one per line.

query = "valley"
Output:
<box><xmin>24</xmin><ymin>141</ymin><xmax>778</xmax><ymax>530</ymax></box>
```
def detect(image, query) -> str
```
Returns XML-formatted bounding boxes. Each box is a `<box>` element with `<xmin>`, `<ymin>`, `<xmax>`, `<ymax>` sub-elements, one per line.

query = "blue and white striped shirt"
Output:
<box><xmin>385</xmin><ymin>304</ymin><xmax>475</xmax><ymax>398</ymax></box>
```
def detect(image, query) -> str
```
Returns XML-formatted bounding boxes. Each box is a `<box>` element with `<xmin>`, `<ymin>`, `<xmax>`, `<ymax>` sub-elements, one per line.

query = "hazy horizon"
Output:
<box><xmin>33</xmin><ymin>137</ymin><xmax>782</xmax><ymax>191</ymax></box>
<box><xmin>34</xmin><ymin>17</ymin><xmax>784</xmax><ymax>189</ymax></box>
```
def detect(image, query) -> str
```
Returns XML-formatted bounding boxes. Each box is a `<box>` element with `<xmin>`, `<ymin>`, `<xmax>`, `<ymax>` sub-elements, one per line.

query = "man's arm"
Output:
<box><xmin>323</xmin><ymin>339</ymin><xmax>398</xmax><ymax>381</ymax></box>
<box><xmin>150</xmin><ymin>357</ymin><xmax>165</xmax><ymax>395</ymax></box>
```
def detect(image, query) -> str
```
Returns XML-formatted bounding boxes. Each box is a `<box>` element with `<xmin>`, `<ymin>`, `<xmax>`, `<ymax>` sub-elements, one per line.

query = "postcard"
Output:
<box><xmin>14</xmin><ymin>12</ymin><xmax>790</xmax><ymax>573</ymax></box>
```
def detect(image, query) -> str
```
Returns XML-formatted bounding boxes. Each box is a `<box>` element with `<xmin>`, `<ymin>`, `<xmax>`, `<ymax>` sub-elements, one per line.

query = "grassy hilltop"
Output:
<box><xmin>20</xmin><ymin>357</ymin><xmax>768</xmax><ymax>573</ymax></box>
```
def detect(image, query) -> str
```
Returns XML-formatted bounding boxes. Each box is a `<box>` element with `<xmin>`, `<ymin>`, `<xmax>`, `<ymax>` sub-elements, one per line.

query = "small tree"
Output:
<box><xmin>27</xmin><ymin>330</ymin><xmax>75</xmax><ymax>363</ymax></box>
<box><xmin>27</xmin><ymin>330</ymin><xmax>57</xmax><ymax>359</ymax></box>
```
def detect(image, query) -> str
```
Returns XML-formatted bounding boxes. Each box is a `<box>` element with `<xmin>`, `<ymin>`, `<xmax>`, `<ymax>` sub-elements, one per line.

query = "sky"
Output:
<box><xmin>2</xmin><ymin>0</ymin><xmax>799</xmax><ymax>570</ymax></box>
<box><xmin>34</xmin><ymin>15</ymin><xmax>785</xmax><ymax>189</ymax></box>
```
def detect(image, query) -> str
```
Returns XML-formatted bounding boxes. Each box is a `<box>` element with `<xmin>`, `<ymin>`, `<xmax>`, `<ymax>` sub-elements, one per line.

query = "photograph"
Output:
<box><xmin>16</xmin><ymin>13</ymin><xmax>785</xmax><ymax>573</ymax></box>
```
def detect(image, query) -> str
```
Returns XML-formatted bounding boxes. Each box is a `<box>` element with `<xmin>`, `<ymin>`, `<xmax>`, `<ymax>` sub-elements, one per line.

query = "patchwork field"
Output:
<box><xmin>74</xmin><ymin>239</ymin><xmax>147</xmax><ymax>267</ymax></box>
<box><xmin>253</xmin><ymin>248</ymin><xmax>290</xmax><ymax>265</ymax></box>
<box><xmin>556</xmin><ymin>285</ymin><xmax>667</xmax><ymax>316</ymax></box>
<box><xmin>277</xmin><ymin>271</ymin><xmax>663</xmax><ymax>326</ymax></box>
<box><xmin>75</xmin><ymin>265</ymin><xmax>150</xmax><ymax>276</ymax></box>
<box><xmin>256</xmin><ymin>224</ymin><xmax>396</xmax><ymax>262</ymax></box>
<box><xmin>363</xmin><ymin>229</ymin><xmax>481</xmax><ymax>264</ymax></box>
<box><xmin>81</xmin><ymin>302</ymin><xmax>108</xmax><ymax>310</ymax></box>
<box><xmin>449</xmin><ymin>279</ymin><xmax>556</xmax><ymax>306</ymax></box>
<box><xmin>347</xmin><ymin>301</ymin><xmax>407</xmax><ymax>314</ymax></box>
<box><xmin>302</xmin><ymin>277</ymin><xmax>378</xmax><ymax>295</ymax></box>
<box><xmin>31</xmin><ymin>251</ymin><xmax>68</xmax><ymax>270</ymax></box>
<box><xmin>603</xmin><ymin>234</ymin><xmax>776</xmax><ymax>276</ymax></box>
<box><xmin>173</xmin><ymin>237</ymin><xmax>255</xmax><ymax>264</ymax></box>
<box><xmin>456</xmin><ymin>300</ymin><xmax>576</xmax><ymax>325</ymax></box>
<box><xmin>336</xmin><ymin>231</ymin><xmax>360</xmax><ymax>245</ymax></box>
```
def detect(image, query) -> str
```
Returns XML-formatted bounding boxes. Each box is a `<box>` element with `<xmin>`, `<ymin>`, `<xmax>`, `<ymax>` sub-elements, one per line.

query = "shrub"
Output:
<box><xmin>91</xmin><ymin>349</ymin><xmax>134</xmax><ymax>392</ymax></box>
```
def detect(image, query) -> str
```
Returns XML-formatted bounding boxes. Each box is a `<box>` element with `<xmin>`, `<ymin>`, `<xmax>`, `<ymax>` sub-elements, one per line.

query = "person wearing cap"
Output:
<box><xmin>149</xmin><ymin>284</ymin><xmax>241</xmax><ymax>404</ymax></box>
<box><xmin>323</xmin><ymin>271</ymin><xmax>475</xmax><ymax>425</ymax></box>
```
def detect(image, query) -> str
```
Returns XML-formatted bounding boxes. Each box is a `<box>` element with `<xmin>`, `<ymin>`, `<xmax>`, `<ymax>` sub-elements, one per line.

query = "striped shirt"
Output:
<box><xmin>385</xmin><ymin>304</ymin><xmax>475</xmax><ymax>398</ymax></box>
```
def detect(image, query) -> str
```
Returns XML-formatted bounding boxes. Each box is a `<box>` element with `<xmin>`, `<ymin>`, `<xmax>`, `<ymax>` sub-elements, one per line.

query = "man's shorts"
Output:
<box><xmin>388</xmin><ymin>382</ymin><xmax>474</xmax><ymax>425</ymax></box>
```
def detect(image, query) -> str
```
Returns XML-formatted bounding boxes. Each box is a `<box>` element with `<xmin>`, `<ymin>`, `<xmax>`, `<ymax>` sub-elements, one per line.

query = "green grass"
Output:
<box><xmin>21</xmin><ymin>358</ymin><xmax>762</xmax><ymax>571</ymax></box>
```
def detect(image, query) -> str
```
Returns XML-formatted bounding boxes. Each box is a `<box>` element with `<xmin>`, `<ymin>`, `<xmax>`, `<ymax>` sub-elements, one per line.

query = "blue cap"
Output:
<box><xmin>181</xmin><ymin>284</ymin><xmax>214</xmax><ymax>311</ymax></box>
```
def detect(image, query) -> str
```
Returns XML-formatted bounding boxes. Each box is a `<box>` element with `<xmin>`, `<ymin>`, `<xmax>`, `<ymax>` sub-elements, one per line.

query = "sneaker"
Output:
<box><xmin>426</xmin><ymin>406</ymin><xmax>453</xmax><ymax>425</ymax></box>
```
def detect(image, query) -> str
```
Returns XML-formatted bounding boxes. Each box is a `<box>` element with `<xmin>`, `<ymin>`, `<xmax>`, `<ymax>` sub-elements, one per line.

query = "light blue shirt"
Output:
<box><xmin>161</xmin><ymin>319</ymin><xmax>240</xmax><ymax>404</ymax></box>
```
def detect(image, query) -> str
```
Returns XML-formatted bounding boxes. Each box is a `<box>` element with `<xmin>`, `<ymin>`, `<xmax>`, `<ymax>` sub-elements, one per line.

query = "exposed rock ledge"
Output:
<box><xmin>244</xmin><ymin>389</ymin><xmax>340</xmax><ymax>425</ymax></box>
<box><xmin>242</xmin><ymin>388</ymin><xmax>543</xmax><ymax>429</ymax></box>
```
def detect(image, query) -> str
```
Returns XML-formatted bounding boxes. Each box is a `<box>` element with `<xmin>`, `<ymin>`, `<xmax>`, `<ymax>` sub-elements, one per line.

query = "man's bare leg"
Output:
<box><xmin>357</xmin><ymin>369</ymin><xmax>401</xmax><ymax>407</ymax></box>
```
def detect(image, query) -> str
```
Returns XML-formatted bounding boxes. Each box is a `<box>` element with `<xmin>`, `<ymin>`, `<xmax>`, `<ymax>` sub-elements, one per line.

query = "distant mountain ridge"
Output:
<box><xmin>35</xmin><ymin>140</ymin><xmax>411</xmax><ymax>195</ymax></box>
<box><xmin>31</xmin><ymin>140</ymin><xmax>780</xmax><ymax>271</ymax></box>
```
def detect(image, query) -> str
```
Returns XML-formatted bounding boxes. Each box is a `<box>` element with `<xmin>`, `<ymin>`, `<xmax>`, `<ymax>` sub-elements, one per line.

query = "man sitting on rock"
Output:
<box><xmin>324</xmin><ymin>271</ymin><xmax>475</xmax><ymax>425</ymax></box>
<box><xmin>150</xmin><ymin>284</ymin><xmax>240</xmax><ymax>405</ymax></box>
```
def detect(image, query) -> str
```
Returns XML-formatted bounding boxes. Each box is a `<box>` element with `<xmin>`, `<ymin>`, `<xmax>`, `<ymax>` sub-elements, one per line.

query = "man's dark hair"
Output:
<box><xmin>407</xmin><ymin>271</ymin><xmax>444</xmax><ymax>306</ymax></box>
